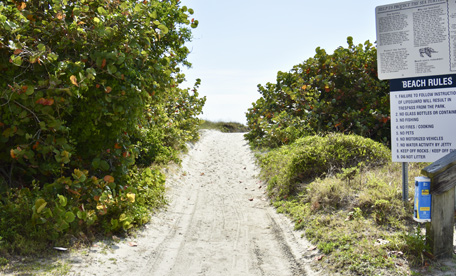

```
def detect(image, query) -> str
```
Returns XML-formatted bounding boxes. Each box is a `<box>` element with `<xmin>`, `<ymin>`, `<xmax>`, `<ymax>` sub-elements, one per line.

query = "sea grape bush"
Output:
<box><xmin>0</xmin><ymin>0</ymin><xmax>204</xmax><ymax>251</ymax></box>
<box><xmin>245</xmin><ymin>37</ymin><xmax>390</xmax><ymax>148</ymax></box>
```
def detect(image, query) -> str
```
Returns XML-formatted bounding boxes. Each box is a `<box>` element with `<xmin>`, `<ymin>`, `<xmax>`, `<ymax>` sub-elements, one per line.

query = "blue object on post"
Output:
<box><xmin>413</xmin><ymin>176</ymin><xmax>431</xmax><ymax>223</ymax></box>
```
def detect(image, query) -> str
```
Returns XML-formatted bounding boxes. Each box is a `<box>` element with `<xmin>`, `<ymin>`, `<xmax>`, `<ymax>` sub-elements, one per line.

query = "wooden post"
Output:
<box><xmin>421</xmin><ymin>150</ymin><xmax>456</xmax><ymax>259</ymax></box>
<box><xmin>425</xmin><ymin>187</ymin><xmax>455</xmax><ymax>258</ymax></box>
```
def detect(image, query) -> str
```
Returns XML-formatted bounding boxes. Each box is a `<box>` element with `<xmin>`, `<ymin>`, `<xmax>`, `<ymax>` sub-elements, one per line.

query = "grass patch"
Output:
<box><xmin>199</xmin><ymin>120</ymin><xmax>249</xmax><ymax>133</ymax></box>
<box><xmin>258</xmin><ymin>133</ymin><xmax>433</xmax><ymax>275</ymax></box>
<box><xmin>1</xmin><ymin>255</ymin><xmax>72</xmax><ymax>275</ymax></box>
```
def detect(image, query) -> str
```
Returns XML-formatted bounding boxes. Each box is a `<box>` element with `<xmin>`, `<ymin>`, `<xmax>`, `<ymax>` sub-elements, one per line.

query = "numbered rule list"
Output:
<box><xmin>390</xmin><ymin>74</ymin><xmax>456</xmax><ymax>162</ymax></box>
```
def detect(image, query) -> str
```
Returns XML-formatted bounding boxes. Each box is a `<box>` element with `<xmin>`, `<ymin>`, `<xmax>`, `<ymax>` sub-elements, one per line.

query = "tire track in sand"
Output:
<box><xmin>67</xmin><ymin>130</ymin><xmax>318</xmax><ymax>276</ymax></box>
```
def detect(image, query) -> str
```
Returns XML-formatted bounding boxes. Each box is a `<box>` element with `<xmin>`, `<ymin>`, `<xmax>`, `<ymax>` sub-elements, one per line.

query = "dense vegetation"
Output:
<box><xmin>245</xmin><ymin>37</ymin><xmax>390</xmax><ymax>149</ymax></box>
<box><xmin>248</xmin><ymin>38</ymin><xmax>433</xmax><ymax>275</ymax></box>
<box><xmin>0</xmin><ymin>0</ymin><xmax>204</xmax><ymax>255</ymax></box>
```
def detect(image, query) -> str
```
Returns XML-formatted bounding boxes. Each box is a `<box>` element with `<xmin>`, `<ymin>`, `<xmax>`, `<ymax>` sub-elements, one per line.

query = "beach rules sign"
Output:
<box><xmin>389</xmin><ymin>74</ymin><xmax>456</xmax><ymax>162</ymax></box>
<box><xmin>376</xmin><ymin>0</ymin><xmax>456</xmax><ymax>162</ymax></box>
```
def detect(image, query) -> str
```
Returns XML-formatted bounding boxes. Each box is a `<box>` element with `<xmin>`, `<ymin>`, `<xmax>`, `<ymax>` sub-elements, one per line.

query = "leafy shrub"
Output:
<box><xmin>259</xmin><ymin>133</ymin><xmax>391</xmax><ymax>198</ymax></box>
<box><xmin>246</xmin><ymin>110</ymin><xmax>314</xmax><ymax>148</ymax></box>
<box><xmin>0</xmin><ymin>0</ymin><xmax>204</xmax><ymax>253</ymax></box>
<box><xmin>245</xmin><ymin>37</ymin><xmax>390</xmax><ymax>148</ymax></box>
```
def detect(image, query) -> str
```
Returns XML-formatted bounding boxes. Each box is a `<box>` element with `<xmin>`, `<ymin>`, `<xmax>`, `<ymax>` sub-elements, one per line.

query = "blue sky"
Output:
<box><xmin>180</xmin><ymin>0</ymin><xmax>396</xmax><ymax>124</ymax></box>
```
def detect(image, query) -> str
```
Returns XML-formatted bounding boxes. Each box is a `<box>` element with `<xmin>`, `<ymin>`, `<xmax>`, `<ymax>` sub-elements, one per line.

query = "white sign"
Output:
<box><xmin>390</xmin><ymin>74</ymin><xmax>456</xmax><ymax>162</ymax></box>
<box><xmin>376</xmin><ymin>0</ymin><xmax>456</xmax><ymax>80</ymax></box>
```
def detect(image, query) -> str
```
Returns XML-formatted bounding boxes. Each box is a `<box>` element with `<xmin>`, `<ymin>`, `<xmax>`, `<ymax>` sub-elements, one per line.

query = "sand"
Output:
<box><xmin>65</xmin><ymin>130</ymin><xmax>320</xmax><ymax>276</ymax></box>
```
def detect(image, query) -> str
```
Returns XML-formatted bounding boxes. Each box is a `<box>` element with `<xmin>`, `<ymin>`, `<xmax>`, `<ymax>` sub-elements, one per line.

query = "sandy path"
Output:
<box><xmin>67</xmin><ymin>130</ymin><xmax>318</xmax><ymax>276</ymax></box>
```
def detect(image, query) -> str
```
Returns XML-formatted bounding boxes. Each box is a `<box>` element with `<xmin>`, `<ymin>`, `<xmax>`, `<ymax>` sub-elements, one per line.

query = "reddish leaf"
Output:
<box><xmin>67</xmin><ymin>188</ymin><xmax>81</xmax><ymax>196</ymax></box>
<box><xmin>35</xmin><ymin>98</ymin><xmax>54</xmax><ymax>106</ymax></box>
<box><xmin>104</xmin><ymin>175</ymin><xmax>115</xmax><ymax>183</ymax></box>
<box><xmin>35</xmin><ymin>98</ymin><xmax>47</xmax><ymax>105</ymax></box>
<box><xmin>10</xmin><ymin>149</ymin><xmax>17</xmax><ymax>159</ymax></box>
<box><xmin>32</xmin><ymin>141</ymin><xmax>39</xmax><ymax>149</ymax></box>
<box><xmin>99</xmin><ymin>207</ymin><xmax>107</xmax><ymax>215</ymax></box>
<box><xmin>17</xmin><ymin>2</ymin><xmax>26</xmax><ymax>10</ymax></box>
<box><xmin>45</xmin><ymin>98</ymin><xmax>54</xmax><ymax>106</ymax></box>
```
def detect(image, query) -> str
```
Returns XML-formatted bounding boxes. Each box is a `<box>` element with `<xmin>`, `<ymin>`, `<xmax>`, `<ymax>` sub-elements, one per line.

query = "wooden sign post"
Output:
<box><xmin>421</xmin><ymin>150</ymin><xmax>456</xmax><ymax>258</ymax></box>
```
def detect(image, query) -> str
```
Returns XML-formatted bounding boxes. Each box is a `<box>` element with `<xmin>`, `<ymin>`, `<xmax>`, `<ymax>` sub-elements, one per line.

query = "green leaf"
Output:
<box><xmin>77</xmin><ymin>210</ymin><xmax>87</xmax><ymax>220</ymax></box>
<box><xmin>10</xmin><ymin>55</ymin><xmax>22</xmax><ymax>66</ymax></box>
<box><xmin>134</xmin><ymin>5</ymin><xmax>142</xmax><ymax>13</ymax></box>
<box><xmin>47</xmin><ymin>53</ymin><xmax>59</xmax><ymax>62</ymax></box>
<box><xmin>119</xmin><ymin>213</ymin><xmax>127</xmax><ymax>222</ymax></box>
<box><xmin>57</xmin><ymin>194</ymin><xmax>67</xmax><ymax>207</ymax></box>
<box><xmin>86</xmin><ymin>68</ymin><xmax>96</xmax><ymax>77</ymax></box>
<box><xmin>158</xmin><ymin>24</ymin><xmax>169</xmax><ymax>34</ymax></box>
<box><xmin>151</xmin><ymin>10</ymin><xmax>157</xmax><ymax>18</ymax></box>
<box><xmin>97</xmin><ymin>7</ymin><xmax>107</xmax><ymax>16</ymax></box>
<box><xmin>35</xmin><ymin>198</ymin><xmax>47</xmax><ymax>214</ymax></box>
<box><xmin>116</xmin><ymin>53</ymin><xmax>125</xmax><ymax>65</ymax></box>
<box><xmin>107</xmin><ymin>64</ymin><xmax>117</xmax><ymax>74</ymax></box>
<box><xmin>92</xmin><ymin>157</ymin><xmax>101</xmax><ymax>169</ymax></box>
<box><xmin>54</xmin><ymin>206</ymin><xmax>65</xmax><ymax>217</ymax></box>
<box><xmin>55</xmin><ymin>220</ymin><xmax>69</xmax><ymax>231</ymax></box>
<box><xmin>26</xmin><ymin>85</ymin><xmax>34</xmax><ymax>95</ymax></box>
<box><xmin>111</xmin><ymin>218</ymin><xmax>119</xmax><ymax>229</ymax></box>
<box><xmin>37</xmin><ymin>43</ymin><xmax>46</xmax><ymax>52</ymax></box>
<box><xmin>64</xmin><ymin>212</ymin><xmax>75</xmax><ymax>223</ymax></box>
<box><xmin>100</xmin><ymin>160</ymin><xmax>110</xmax><ymax>171</ymax></box>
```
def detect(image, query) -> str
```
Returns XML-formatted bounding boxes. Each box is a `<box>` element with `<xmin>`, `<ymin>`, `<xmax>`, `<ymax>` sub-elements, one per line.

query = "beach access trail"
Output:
<box><xmin>67</xmin><ymin>130</ymin><xmax>319</xmax><ymax>276</ymax></box>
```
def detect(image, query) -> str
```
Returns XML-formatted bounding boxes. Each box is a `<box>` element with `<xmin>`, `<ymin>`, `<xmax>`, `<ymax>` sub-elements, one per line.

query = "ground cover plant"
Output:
<box><xmin>258</xmin><ymin>134</ymin><xmax>432</xmax><ymax>275</ymax></box>
<box><xmin>0</xmin><ymin>0</ymin><xmax>204</xmax><ymax>259</ymax></box>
